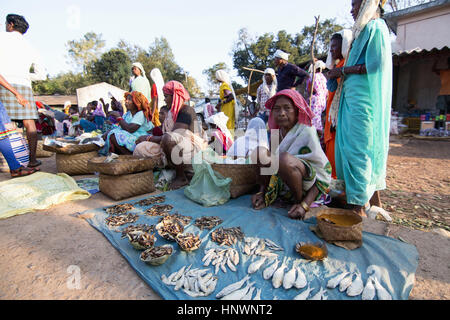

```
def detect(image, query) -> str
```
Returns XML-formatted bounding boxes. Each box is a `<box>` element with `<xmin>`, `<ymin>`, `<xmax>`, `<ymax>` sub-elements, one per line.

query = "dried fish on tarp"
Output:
<box><xmin>211</xmin><ymin>227</ymin><xmax>244</xmax><ymax>246</ymax></box>
<box><xmin>161</xmin><ymin>265</ymin><xmax>218</xmax><ymax>297</ymax></box>
<box><xmin>156</xmin><ymin>216</ymin><xmax>184</xmax><ymax>241</ymax></box>
<box><xmin>194</xmin><ymin>216</ymin><xmax>223</xmax><ymax>230</ymax></box>
<box><xmin>167</xmin><ymin>213</ymin><xmax>192</xmax><ymax>226</ymax></box>
<box><xmin>105</xmin><ymin>213</ymin><xmax>139</xmax><ymax>227</ymax></box>
<box><xmin>104</xmin><ymin>203</ymin><xmax>134</xmax><ymax>215</ymax></box>
<box><xmin>141</xmin><ymin>245</ymin><xmax>173</xmax><ymax>265</ymax></box>
<box><xmin>145</xmin><ymin>204</ymin><xmax>173</xmax><ymax>216</ymax></box>
<box><xmin>127</xmin><ymin>231</ymin><xmax>156</xmax><ymax>250</ymax></box>
<box><xmin>134</xmin><ymin>195</ymin><xmax>166</xmax><ymax>207</ymax></box>
<box><xmin>121</xmin><ymin>224</ymin><xmax>155</xmax><ymax>238</ymax></box>
<box><xmin>202</xmin><ymin>248</ymin><xmax>240</xmax><ymax>274</ymax></box>
<box><xmin>176</xmin><ymin>233</ymin><xmax>201</xmax><ymax>252</ymax></box>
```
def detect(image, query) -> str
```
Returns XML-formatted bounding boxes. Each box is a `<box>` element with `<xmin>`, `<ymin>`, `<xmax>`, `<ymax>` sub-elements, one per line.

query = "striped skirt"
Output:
<box><xmin>0</xmin><ymin>84</ymin><xmax>38</xmax><ymax>120</ymax></box>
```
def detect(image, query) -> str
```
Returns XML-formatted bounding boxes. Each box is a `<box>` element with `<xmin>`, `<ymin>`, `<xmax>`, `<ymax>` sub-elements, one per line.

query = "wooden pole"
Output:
<box><xmin>309</xmin><ymin>16</ymin><xmax>320</xmax><ymax>109</ymax></box>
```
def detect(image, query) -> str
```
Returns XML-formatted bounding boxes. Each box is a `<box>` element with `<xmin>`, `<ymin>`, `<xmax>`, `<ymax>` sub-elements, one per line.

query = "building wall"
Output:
<box><xmin>394</xmin><ymin>55</ymin><xmax>447</xmax><ymax>113</ymax></box>
<box><xmin>394</xmin><ymin>6</ymin><xmax>450</xmax><ymax>52</ymax></box>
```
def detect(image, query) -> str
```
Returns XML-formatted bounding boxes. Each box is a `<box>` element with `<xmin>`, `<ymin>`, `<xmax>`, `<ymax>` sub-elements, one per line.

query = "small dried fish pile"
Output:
<box><xmin>105</xmin><ymin>213</ymin><xmax>139</xmax><ymax>227</ymax></box>
<box><xmin>141</xmin><ymin>245</ymin><xmax>173</xmax><ymax>265</ymax></box>
<box><xmin>202</xmin><ymin>248</ymin><xmax>240</xmax><ymax>274</ymax></box>
<box><xmin>134</xmin><ymin>195</ymin><xmax>166</xmax><ymax>207</ymax></box>
<box><xmin>168</xmin><ymin>213</ymin><xmax>192</xmax><ymax>226</ymax></box>
<box><xmin>194</xmin><ymin>216</ymin><xmax>223</xmax><ymax>230</ymax></box>
<box><xmin>176</xmin><ymin>233</ymin><xmax>201</xmax><ymax>252</ymax></box>
<box><xmin>161</xmin><ymin>265</ymin><xmax>218</xmax><ymax>297</ymax></box>
<box><xmin>145</xmin><ymin>204</ymin><xmax>173</xmax><ymax>216</ymax></box>
<box><xmin>211</xmin><ymin>227</ymin><xmax>244</xmax><ymax>246</ymax></box>
<box><xmin>121</xmin><ymin>224</ymin><xmax>155</xmax><ymax>238</ymax></box>
<box><xmin>127</xmin><ymin>231</ymin><xmax>156</xmax><ymax>250</ymax></box>
<box><xmin>264</xmin><ymin>238</ymin><xmax>284</xmax><ymax>251</ymax></box>
<box><xmin>104</xmin><ymin>203</ymin><xmax>134</xmax><ymax>215</ymax></box>
<box><xmin>243</xmin><ymin>237</ymin><xmax>279</xmax><ymax>258</ymax></box>
<box><xmin>156</xmin><ymin>216</ymin><xmax>184</xmax><ymax>241</ymax></box>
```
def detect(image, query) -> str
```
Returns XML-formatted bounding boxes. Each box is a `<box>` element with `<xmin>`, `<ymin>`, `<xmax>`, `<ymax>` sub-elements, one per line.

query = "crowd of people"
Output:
<box><xmin>0</xmin><ymin>0</ymin><xmax>393</xmax><ymax>219</ymax></box>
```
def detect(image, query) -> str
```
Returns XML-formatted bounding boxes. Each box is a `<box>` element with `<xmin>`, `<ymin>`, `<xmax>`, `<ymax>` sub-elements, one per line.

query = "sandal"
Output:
<box><xmin>10</xmin><ymin>166</ymin><xmax>38</xmax><ymax>178</ymax></box>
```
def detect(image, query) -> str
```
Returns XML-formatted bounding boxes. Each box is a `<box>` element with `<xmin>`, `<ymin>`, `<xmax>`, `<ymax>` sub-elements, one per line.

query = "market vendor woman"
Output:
<box><xmin>251</xmin><ymin>89</ymin><xmax>331</xmax><ymax>220</ymax></box>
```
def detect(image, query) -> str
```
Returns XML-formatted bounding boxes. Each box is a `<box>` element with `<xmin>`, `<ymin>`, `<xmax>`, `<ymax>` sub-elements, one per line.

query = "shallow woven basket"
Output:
<box><xmin>56</xmin><ymin>151</ymin><xmax>99</xmax><ymax>176</ymax></box>
<box><xmin>36</xmin><ymin>140</ymin><xmax>54</xmax><ymax>158</ymax></box>
<box><xmin>43</xmin><ymin>142</ymin><xmax>100</xmax><ymax>155</ymax></box>
<box><xmin>317</xmin><ymin>208</ymin><xmax>363</xmax><ymax>242</ymax></box>
<box><xmin>211</xmin><ymin>163</ymin><xmax>259</xmax><ymax>198</ymax></box>
<box><xmin>99</xmin><ymin>170</ymin><xmax>155</xmax><ymax>201</ymax></box>
<box><xmin>88</xmin><ymin>155</ymin><xmax>158</xmax><ymax>176</ymax></box>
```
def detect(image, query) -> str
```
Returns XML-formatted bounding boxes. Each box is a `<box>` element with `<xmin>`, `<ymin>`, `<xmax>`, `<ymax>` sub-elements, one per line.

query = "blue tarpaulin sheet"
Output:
<box><xmin>84</xmin><ymin>189</ymin><xmax>419</xmax><ymax>300</ymax></box>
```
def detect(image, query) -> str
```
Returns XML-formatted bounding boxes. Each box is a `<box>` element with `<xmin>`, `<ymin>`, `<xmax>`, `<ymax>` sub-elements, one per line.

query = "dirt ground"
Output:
<box><xmin>0</xmin><ymin>135</ymin><xmax>449</xmax><ymax>300</ymax></box>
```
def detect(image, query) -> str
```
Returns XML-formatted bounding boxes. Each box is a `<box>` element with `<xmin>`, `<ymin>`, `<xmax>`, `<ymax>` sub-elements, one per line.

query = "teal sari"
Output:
<box><xmin>131</xmin><ymin>76</ymin><xmax>152</xmax><ymax>103</ymax></box>
<box><xmin>335</xmin><ymin>18</ymin><xmax>392</xmax><ymax>206</ymax></box>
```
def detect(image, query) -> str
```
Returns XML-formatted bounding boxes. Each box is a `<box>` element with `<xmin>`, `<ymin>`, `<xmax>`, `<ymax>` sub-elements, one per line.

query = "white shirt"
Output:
<box><xmin>0</xmin><ymin>31</ymin><xmax>46</xmax><ymax>87</ymax></box>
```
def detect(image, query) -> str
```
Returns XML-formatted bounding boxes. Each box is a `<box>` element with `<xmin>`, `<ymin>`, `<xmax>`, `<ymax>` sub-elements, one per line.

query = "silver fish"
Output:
<box><xmin>339</xmin><ymin>272</ymin><xmax>354</xmax><ymax>292</ymax></box>
<box><xmin>362</xmin><ymin>276</ymin><xmax>376</xmax><ymax>300</ymax></box>
<box><xmin>221</xmin><ymin>281</ymin><xmax>255</xmax><ymax>300</ymax></box>
<box><xmin>347</xmin><ymin>272</ymin><xmax>364</xmax><ymax>297</ymax></box>
<box><xmin>327</xmin><ymin>271</ymin><xmax>350</xmax><ymax>289</ymax></box>
<box><xmin>294</xmin><ymin>285</ymin><xmax>313</xmax><ymax>300</ymax></box>
<box><xmin>293</xmin><ymin>266</ymin><xmax>307</xmax><ymax>289</ymax></box>
<box><xmin>263</xmin><ymin>258</ymin><xmax>279</xmax><ymax>280</ymax></box>
<box><xmin>272</xmin><ymin>257</ymin><xmax>287</xmax><ymax>289</ymax></box>
<box><xmin>372</xmin><ymin>276</ymin><xmax>392</xmax><ymax>300</ymax></box>
<box><xmin>215</xmin><ymin>274</ymin><xmax>250</xmax><ymax>299</ymax></box>
<box><xmin>309</xmin><ymin>287</ymin><xmax>328</xmax><ymax>300</ymax></box>
<box><xmin>283</xmin><ymin>260</ymin><xmax>298</xmax><ymax>290</ymax></box>
<box><xmin>241</xmin><ymin>286</ymin><xmax>256</xmax><ymax>300</ymax></box>
<box><xmin>248</xmin><ymin>257</ymin><xmax>267</xmax><ymax>274</ymax></box>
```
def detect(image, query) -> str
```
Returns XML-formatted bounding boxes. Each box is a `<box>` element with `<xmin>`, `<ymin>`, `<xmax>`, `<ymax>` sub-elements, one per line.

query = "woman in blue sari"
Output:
<box><xmin>326</xmin><ymin>0</ymin><xmax>391</xmax><ymax>216</ymax></box>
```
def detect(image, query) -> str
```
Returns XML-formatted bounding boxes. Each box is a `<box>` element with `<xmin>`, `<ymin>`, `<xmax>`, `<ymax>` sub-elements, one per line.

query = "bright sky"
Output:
<box><xmin>1</xmin><ymin>0</ymin><xmax>353</xmax><ymax>92</ymax></box>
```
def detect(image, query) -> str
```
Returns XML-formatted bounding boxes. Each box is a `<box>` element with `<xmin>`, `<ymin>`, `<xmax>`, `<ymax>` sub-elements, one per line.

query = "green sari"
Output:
<box><xmin>335</xmin><ymin>18</ymin><xmax>392</xmax><ymax>206</ymax></box>
<box><xmin>131</xmin><ymin>76</ymin><xmax>152</xmax><ymax>103</ymax></box>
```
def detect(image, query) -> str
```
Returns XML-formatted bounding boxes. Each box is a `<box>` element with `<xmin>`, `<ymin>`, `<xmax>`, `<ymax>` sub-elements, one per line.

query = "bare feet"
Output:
<box><xmin>351</xmin><ymin>205</ymin><xmax>368</xmax><ymax>218</ymax></box>
<box><xmin>288</xmin><ymin>203</ymin><xmax>307</xmax><ymax>220</ymax></box>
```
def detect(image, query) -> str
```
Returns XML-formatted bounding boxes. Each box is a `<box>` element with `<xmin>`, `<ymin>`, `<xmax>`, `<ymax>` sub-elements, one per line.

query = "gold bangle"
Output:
<box><xmin>300</xmin><ymin>201</ymin><xmax>310</xmax><ymax>212</ymax></box>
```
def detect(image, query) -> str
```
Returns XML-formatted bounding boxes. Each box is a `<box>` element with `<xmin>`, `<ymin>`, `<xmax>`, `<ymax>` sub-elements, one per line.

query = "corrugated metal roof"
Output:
<box><xmin>393</xmin><ymin>45</ymin><xmax>450</xmax><ymax>57</ymax></box>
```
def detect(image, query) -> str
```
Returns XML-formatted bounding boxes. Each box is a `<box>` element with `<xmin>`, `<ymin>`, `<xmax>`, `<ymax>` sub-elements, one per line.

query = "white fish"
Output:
<box><xmin>372</xmin><ymin>276</ymin><xmax>392</xmax><ymax>300</ymax></box>
<box><xmin>226</xmin><ymin>257</ymin><xmax>237</xmax><ymax>272</ymax></box>
<box><xmin>220</xmin><ymin>259</ymin><xmax>228</xmax><ymax>273</ymax></box>
<box><xmin>221</xmin><ymin>282</ymin><xmax>255</xmax><ymax>300</ymax></box>
<box><xmin>362</xmin><ymin>276</ymin><xmax>376</xmax><ymax>300</ymax></box>
<box><xmin>203</xmin><ymin>254</ymin><xmax>214</xmax><ymax>267</ymax></box>
<box><xmin>294</xmin><ymin>286</ymin><xmax>313</xmax><ymax>300</ymax></box>
<box><xmin>241</xmin><ymin>286</ymin><xmax>256</xmax><ymax>300</ymax></box>
<box><xmin>263</xmin><ymin>258</ymin><xmax>279</xmax><ymax>280</ymax></box>
<box><xmin>183</xmin><ymin>288</ymin><xmax>208</xmax><ymax>297</ymax></box>
<box><xmin>204</xmin><ymin>277</ymin><xmax>218</xmax><ymax>295</ymax></box>
<box><xmin>231</xmin><ymin>249</ymin><xmax>240</xmax><ymax>265</ymax></box>
<box><xmin>244</xmin><ymin>244</ymin><xmax>251</xmax><ymax>255</ymax></box>
<box><xmin>327</xmin><ymin>271</ymin><xmax>350</xmax><ymax>289</ymax></box>
<box><xmin>161</xmin><ymin>274</ymin><xmax>174</xmax><ymax>286</ymax></box>
<box><xmin>339</xmin><ymin>272</ymin><xmax>354</xmax><ymax>292</ymax></box>
<box><xmin>309</xmin><ymin>287</ymin><xmax>327</xmax><ymax>300</ymax></box>
<box><xmin>253</xmin><ymin>288</ymin><xmax>262</xmax><ymax>300</ymax></box>
<box><xmin>257</xmin><ymin>250</ymin><xmax>279</xmax><ymax>258</ymax></box>
<box><xmin>248</xmin><ymin>257</ymin><xmax>267</xmax><ymax>274</ymax></box>
<box><xmin>347</xmin><ymin>273</ymin><xmax>364</xmax><ymax>297</ymax></box>
<box><xmin>174</xmin><ymin>274</ymin><xmax>185</xmax><ymax>291</ymax></box>
<box><xmin>293</xmin><ymin>266</ymin><xmax>307</xmax><ymax>289</ymax></box>
<box><xmin>167</xmin><ymin>270</ymin><xmax>179</xmax><ymax>282</ymax></box>
<box><xmin>215</xmin><ymin>274</ymin><xmax>250</xmax><ymax>298</ymax></box>
<box><xmin>272</xmin><ymin>257</ymin><xmax>288</xmax><ymax>289</ymax></box>
<box><xmin>283</xmin><ymin>260</ymin><xmax>298</xmax><ymax>290</ymax></box>
<box><xmin>202</xmin><ymin>249</ymin><xmax>214</xmax><ymax>262</ymax></box>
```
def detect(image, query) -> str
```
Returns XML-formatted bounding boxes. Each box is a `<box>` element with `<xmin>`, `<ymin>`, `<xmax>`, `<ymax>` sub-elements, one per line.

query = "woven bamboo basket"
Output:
<box><xmin>56</xmin><ymin>151</ymin><xmax>99</xmax><ymax>176</ymax></box>
<box><xmin>87</xmin><ymin>155</ymin><xmax>158</xmax><ymax>176</ymax></box>
<box><xmin>317</xmin><ymin>208</ymin><xmax>363</xmax><ymax>242</ymax></box>
<box><xmin>99</xmin><ymin>170</ymin><xmax>155</xmax><ymax>201</ymax></box>
<box><xmin>36</xmin><ymin>140</ymin><xmax>54</xmax><ymax>158</ymax></box>
<box><xmin>211</xmin><ymin>163</ymin><xmax>259</xmax><ymax>198</ymax></box>
<box><xmin>43</xmin><ymin>142</ymin><xmax>100</xmax><ymax>155</ymax></box>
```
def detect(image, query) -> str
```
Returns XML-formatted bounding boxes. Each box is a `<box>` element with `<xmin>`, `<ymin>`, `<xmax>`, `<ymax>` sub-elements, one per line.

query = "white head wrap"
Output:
<box><xmin>206</xmin><ymin>112</ymin><xmax>234</xmax><ymax>143</ymax></box>
<box><xmin>261</xmin><ymin>68</ymin><xmax>277</xmax><ymax>98</ymax></box>
<box><xmin>132</xmin><ymin>62</ymin><xmax>147</xmax><ymax>78</ymax></box>
<box><xmin>64</xmin><ymin>101</ymin><xmax>71</xmax><ymax>108</ymax></box>
<box><xmin>215</xmin><ymin>70</ymin><xmax>240</xmax><ymax>125</ymax></box>
<box><xmin>308</xmin><ymin>60</ymin><xmax>327</xmax><ymax>73</ymax></box>
<box><xmin>226</xmin><ymin>117</ymin><xmax>269</xmax><ymax>158</ymax></box>
<box><xmin>150</xmin><ymin>68</ymin><xmax>166</xmax><ymax>110</ymax></box>
<box><xmin>274</xmin><ymin>49</ymin><xmax>289</xmax><ymax>61</ymax></box>
<box><xmin>325</xmin><ymin>29</ymin><xmax>353</xmax><ymax>70</ymax></box>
